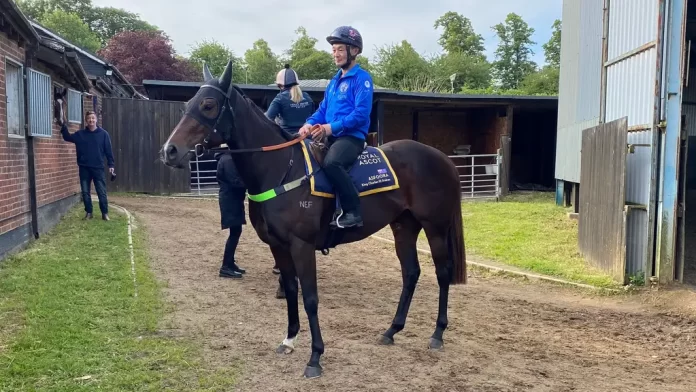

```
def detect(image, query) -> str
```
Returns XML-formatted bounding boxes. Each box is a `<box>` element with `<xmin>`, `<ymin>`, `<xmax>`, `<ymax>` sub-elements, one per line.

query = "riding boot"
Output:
<box><xmin>331</xmin><ymin>211</ymin><xmax>363</xmax><ymax>228</ymax></box>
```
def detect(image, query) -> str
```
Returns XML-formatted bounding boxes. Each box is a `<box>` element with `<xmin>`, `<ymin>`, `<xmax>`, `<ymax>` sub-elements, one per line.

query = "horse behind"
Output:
<box><xmin>159</xmin><ymin>61</ymin><xmax>467</xmax><ymax>379</ymax></box>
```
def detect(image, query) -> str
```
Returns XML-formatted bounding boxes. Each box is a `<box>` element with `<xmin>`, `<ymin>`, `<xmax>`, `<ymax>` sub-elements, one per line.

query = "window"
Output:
<box><xmin>67</xmin><ymin>88</ymin><xmax>82</xmax><ymax>123</ymax></box>
<box><xmin>5</xmin><ymin>60</ymin><xmax>24</xmax><ymax>137</ymax></box>
<box><xmin>27</xmin><ymin>68</ymin><xmax>52</xmax><ymax>138</ymax></box>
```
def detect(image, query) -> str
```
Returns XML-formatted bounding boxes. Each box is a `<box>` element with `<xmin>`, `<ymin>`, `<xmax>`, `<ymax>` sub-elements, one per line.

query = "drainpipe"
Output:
<box><xmin>23</xmin><ymin>44</ymin><xmax>40</xmax><ymax>239</ymax></box>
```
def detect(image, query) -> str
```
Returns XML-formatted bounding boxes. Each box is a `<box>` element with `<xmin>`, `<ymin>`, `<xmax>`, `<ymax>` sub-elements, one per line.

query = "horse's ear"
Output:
<box><xmin>219</xmin><ymin>60</ymin><xmax>233</xmax><ymax>90</ymax></box>
<box><xmin>203</xmin><ymin>62</ymin><xmax>214</xmax><ymax>82</ymax></box>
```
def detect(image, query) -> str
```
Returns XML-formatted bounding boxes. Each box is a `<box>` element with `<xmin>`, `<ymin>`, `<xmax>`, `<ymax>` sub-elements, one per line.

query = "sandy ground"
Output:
<box><xmin>112</xmin><ymin>195</ymin><xmax>696</xmax><ymax>392</ymax></box>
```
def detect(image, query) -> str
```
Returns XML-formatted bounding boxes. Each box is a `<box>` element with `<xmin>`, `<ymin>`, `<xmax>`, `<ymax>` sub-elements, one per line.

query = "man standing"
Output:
<box><xmin>60</xmin><ymin>110</ymin><xmax>115</xmax><ymax>221</ymax></box>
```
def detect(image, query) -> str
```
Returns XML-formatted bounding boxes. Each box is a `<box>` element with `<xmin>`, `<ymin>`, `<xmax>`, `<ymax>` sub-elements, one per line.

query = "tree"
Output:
<box><xmin>87</xmin><ymin>7</ymin><xmax>158</xmax><ymax>46</ymax></box>
<box><xmin>283</xmin><ymin>27</ymin><xmax>336</xmax><ymax>80</ymax></box>
<box><xmin>16</xmin><ymin>0</ymin><xmax>92</xmax><ymax>21</ymax></box>
<box><xmin>433</xmin><ymin>11</ymin><xmax>485</xmax><ymax>58</ymax></box>
<box><xmin>16</xmin><ymin>0</ymin><xmax>158</xmax><ymax>48</ymax></box>
<box><xmin>98</xmin><ymin>30</ymin><xmax>200</xmax><ymax>88</ymax></box>
<box><xmin>431</xmin><ymin>51</ymin><xmax>491</xmax><ymax>91</ymax></box>
<box><xmin>39</xmin><ymin>9</ymin><xmax>101</xmax><ymax>53</ymax></box>
<box><xmin>543</xmin><ymin>19</ymin><xmax>561</xmax><ymax>68</ymax></box>
<box><xmin>372</xmin><ymin>40</ymin><xmax>431</xmax><ymax>89</ymax></box>
<box><xmin>188</xmin><ymin>39</ymin><xmax>243</xmax><ymax>82</ymax></box>
<box><xmin>243</xmin><ymin>39</ymin><xmax>281</xmax><ymax>85</ymax></box>
<box><xmin>519</xmin><ymin>66</ymin><xmax>559</xmax><ymax>95</ymax></box>
<box><xmin>491</xmin><ymin>13</ymin><xmax>537</xmax><ymax>90</ymax></box>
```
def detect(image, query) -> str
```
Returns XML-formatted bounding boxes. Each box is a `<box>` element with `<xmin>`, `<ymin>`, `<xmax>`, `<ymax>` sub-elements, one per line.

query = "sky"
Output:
<box><xmin>91</xmin><ymin>0</ymin><xmax>562</xmax><ymax>67</ymax></box>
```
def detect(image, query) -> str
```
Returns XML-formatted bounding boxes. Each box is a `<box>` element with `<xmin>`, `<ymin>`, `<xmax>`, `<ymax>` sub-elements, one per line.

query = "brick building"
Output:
<box><xmin>1</xmin><ymin>0</ymin><xmax>93</xmax><ymax>259</ymax></box>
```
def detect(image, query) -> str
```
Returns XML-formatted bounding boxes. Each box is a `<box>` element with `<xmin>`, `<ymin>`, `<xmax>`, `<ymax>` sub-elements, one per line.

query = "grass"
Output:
<box><xmin>453</xmin><ymin>191</ymin><xmax>618</xmax><ymax>288</ymax></box>
<box><xmin>0</xmin><ymin>207</ymin><xmax>237</xmax><ymax>391</ymax></box>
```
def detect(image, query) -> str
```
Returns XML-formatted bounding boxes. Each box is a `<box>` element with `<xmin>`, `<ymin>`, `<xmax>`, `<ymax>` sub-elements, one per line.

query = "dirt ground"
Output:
<box><xmin>112</xmin><ymin>196</ymin><xmax>696</xmax><ymax>392</ymax></box>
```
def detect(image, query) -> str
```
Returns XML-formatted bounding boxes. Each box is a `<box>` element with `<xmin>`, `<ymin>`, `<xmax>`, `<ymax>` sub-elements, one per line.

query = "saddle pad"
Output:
<box><xmin>300</xmin><ymin>140</ymin><xmax>399</xmax><ymax>198</ymax></box>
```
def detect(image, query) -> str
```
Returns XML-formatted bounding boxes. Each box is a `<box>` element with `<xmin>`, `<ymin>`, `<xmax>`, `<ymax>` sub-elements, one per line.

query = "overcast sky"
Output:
<box><xmin>91</xmin><ymin>0</ymin><xmax>561</xmax><ymax>66</ymax></box>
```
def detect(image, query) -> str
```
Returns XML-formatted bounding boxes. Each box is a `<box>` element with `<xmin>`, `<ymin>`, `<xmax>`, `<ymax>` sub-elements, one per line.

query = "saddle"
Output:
<box><xmin>303</xmin><ymin>132</ymin><xmax>367</xmax><ymax>168</ymax></box>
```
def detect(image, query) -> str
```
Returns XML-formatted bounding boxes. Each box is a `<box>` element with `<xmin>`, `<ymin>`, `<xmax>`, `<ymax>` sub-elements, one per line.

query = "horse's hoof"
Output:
<box><xmin>428</xmin><ymin>337</ymin><xmax>444</xmax><ymax>350</ymax></box>
<box><xmin>276</xmin><ymin>344</ymin><xmax>294</xmax><ymax>355</ymax></box>
<box><xmin>303</xmin><ymin>365</ymin><xmax>322</xmax><ymax>379</ymax></box>
<box><xmin>377</xmin><ymin>335</ymin><xmax>394</xmax><ymax>345</ymax></box>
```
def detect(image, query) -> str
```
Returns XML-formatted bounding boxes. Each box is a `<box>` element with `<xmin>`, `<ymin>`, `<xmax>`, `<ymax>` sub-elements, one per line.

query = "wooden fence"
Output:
<box><xmin>578</xmin><ymin>117</ymin><xmax>628</xmax><ymax>283</ymax></box>
<box><xmin>101</xmin><ymin>97</ymin><xmax>190</xmax><ymax>194</ymax></box>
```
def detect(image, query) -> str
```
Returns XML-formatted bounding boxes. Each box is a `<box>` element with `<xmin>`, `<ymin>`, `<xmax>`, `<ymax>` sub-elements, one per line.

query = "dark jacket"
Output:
<box><xmin>265</xmin><ymin>89</ymin><xmax>315</xmax><ymax>134</ymax></box>
<box><xmin>60</xmin><ymin>124</ymin><xmax>115</xmax><ymax>169</ymax></box>
<box><xmin>216</xmin><ymin>153</ymin><xmax>247</xmax><ymax>229</ymax></box>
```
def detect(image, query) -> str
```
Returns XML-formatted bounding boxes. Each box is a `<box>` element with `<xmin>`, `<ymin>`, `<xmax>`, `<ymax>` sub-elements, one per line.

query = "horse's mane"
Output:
<box><xmin>232</xmin><ymin>84</ymin><xmax>296</xmax><ymax>142</ymax></box>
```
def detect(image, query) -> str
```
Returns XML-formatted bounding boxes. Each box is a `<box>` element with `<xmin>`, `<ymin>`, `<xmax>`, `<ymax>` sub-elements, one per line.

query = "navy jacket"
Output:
<box><xmin>306</xmin><ymin>64</ymin><xmax>374</xmax><ymax>141</ymax></box>
<box><xmin>60</xmin><ymin>124</ymin><xmax>115</xmax><ymax>169</ymax></box>
<box><xmin>216</xmin><ymin>154</ymin><xmax>247</xmax><ymax>229</ymax></box>
<box><xmin>265</xmin><ymin>90</ymin><xmax>315</xmax><ymax>134</ymax></box>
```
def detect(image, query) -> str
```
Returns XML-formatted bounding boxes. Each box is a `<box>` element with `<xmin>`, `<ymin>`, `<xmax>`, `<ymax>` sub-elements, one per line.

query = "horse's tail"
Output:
<box><xmin>447</xmin><ymin>198</ymin><xmax>467</xmax><ymax>285</ymax></box>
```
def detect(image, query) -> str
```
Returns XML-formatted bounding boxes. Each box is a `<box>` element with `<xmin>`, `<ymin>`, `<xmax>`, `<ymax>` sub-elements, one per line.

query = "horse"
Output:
<box><xmin>159</xmin><ymin>61</ymin><xmax>467</xmax><ymax>379</ymax></box>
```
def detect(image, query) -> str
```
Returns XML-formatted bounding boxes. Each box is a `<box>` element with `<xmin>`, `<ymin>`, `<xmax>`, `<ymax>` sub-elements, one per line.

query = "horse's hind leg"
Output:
<box><xmin>422</xmin><ymin>223</ymin><xmax>452</xmax><ymax>350</ymax></box>
<box><xmin>379</xmin><ymin>211</ymin><xmax>422</xmax><ymax>345</ymax></box>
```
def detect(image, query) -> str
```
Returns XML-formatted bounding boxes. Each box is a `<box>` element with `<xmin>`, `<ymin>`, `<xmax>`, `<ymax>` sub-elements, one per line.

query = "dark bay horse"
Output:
<box><xmin>160</xmin><ymin>61</ymin><xmax>467</xmax><ymax>379</ymax></box>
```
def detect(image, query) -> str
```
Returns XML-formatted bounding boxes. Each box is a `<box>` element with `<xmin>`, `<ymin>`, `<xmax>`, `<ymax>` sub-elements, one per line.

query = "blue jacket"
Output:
<box><xmin>265</xmin><ymin>90</ymin><xmax>315</xmax><ymax>134</ymax></box>
<box><xmin>60</xmin><ymin>124</ymin><xmax>115</xmax><ymax>169</ymax></box>
<box><xmin>306</xmin><ymin>64</ymin><xmax>374</xmax><ymax>140</ymax></box>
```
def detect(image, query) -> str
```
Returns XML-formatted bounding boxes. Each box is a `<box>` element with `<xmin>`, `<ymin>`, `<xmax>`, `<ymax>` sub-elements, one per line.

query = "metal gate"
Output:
<box><xmin>449</xmin><ymin>152</ymin><xmax>501</xmax><ymax>200</ymax></box>
<box><xmin>189</xmin><ymin>152</ymin><xmax>219</xmax><ymax>196</ymax></box>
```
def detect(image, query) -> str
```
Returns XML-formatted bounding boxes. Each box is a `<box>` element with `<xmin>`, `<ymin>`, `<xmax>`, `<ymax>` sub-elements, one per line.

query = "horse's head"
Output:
<box><xmin>53</xmin><ymin>86</ymin><xmax>67</xmax><ymax>125</ymax></box>
<box><xmin>161</xmin><ymin>60</ymin><xmax>237</xmax><ymax>168</ymax></box>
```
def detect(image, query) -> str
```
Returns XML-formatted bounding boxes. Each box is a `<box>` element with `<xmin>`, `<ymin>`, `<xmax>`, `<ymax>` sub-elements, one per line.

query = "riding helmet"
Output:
<box><xmin>275</xmin><ymin>64</ymin><xmax>299</xmax><ymax>88</ymax></box>
<box><xmin>326</xmin><ymin>26</ymin><xmax>363</xmax><ymax>54</ymax></box>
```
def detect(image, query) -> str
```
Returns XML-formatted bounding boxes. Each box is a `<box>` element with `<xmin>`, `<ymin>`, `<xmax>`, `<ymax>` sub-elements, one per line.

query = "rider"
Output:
<box><xmin>265</xmin><ymin>64</ymin><xmax>315</xmax><ymax>135</ymax></box>
<box><xmin>298</xmin><ymin>26</ymin><xmax>374</xmax><ymax>228</ymax></box>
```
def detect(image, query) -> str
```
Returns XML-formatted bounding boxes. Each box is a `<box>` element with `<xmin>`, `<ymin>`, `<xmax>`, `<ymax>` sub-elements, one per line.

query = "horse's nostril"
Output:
<box><xmin>166</xmin><ymin>145</ymin><xmax>178</xmax><ymax>159</ymax></box>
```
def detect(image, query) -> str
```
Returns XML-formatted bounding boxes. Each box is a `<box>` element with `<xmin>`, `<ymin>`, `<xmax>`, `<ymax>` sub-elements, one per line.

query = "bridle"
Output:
<box><xmin>191</xmin><ymin>83</ymin><xmax>309</xmax><ymax>158</ymax></box>
<box><xmin>186</xmin><ymin>82</ymin><xmax>324</xmax><ymax>203</ymax></box>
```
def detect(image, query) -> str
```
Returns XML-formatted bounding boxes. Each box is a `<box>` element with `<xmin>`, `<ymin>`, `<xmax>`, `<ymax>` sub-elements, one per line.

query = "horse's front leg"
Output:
<box><xmin>290</xmin><ymin>238</ymin><xmax>324</xmax><ymax>378</ymax></box>
<box><xmin>270</xmin><ymin>245</ymin><xmax>299</xmax><ymax>354</ymax></box>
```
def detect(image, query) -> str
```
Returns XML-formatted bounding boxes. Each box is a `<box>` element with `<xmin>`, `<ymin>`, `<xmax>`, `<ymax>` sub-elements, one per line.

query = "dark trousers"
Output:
<box><xmin>323</xmin><ymin>136</ymin><xmax>364</xmax><ymax>213</ymax></box>
<box><xmin>79</xmin><ymin>166</ymin><xmax>108</xmax><ymax>215</ymax></box>
<box><xmin>222</xmin><ymin>226</ymin><xmax>242</xmax><ymax>268</ymax></box>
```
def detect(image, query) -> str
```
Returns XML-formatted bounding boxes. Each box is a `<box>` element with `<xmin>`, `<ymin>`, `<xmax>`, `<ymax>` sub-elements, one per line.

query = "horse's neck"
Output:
<box><xmin>230</xmin><ymin>102</ymin><xmax>294</xmax><ymax>194</ymax></box>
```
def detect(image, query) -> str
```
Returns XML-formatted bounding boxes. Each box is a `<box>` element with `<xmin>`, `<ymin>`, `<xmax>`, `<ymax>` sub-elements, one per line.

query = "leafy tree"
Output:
<box><xmin>87</xmin><ymin>7</ymin><xmax>158</xmax><ymax>46</ymax></box>
<box><xmin>16</xmin><ymin>0</ymin><xmax>92</xmax><ymax>21</ymax></box>
<box><xmin>433</xmin><ymin>11</ymin><xmax>485</xmax><ymax>58</ymax></box>
<box><xmin>372</xmin><ymin>40</ymin><xmax>431</xmax><ymax>89</ymax></box>
<box><xmin>519</xmin><ymin>66</ymin><xmax>559</xmax><ymax>95</ymax></box>
<box><xmin>243</xmin><ymin>39</ymin><xmax>281</xmax><ymax>85</ymax></box>
<box><xmin>543</xmin><ymin>19</ymin><xmax>561</xmax><ymax>68</ymax></box>
<box><xmin>39</xmin><ymin>9</ymin><xmax>101</xmax><ymax>52</ymax></box>
<box><xmin>98</xmin><ymin>30</ymin><xmax>200</xmax><ymax>88</ymax></box>
<box><xmin>283</xmin><ymin>27</ymin><xmax>336</xmax><ymax>80</ymax></box>
<box><xmin>188</xmin><ymin>39</ymin><xmax>244</xmax><ymax>82</ymax></box>
<box><xmin>431</xmin><ymin>51</ymin><xmax>492</xmax><ymax>91</ymax></box>
<box><xmin>491</xmin><ymin>13</ymin><xmax>537</xmax><ymax>90</ymax></box>
<box><xmin>16</xmin><ymin>0</ymin><xmax>158</xmax><ymax>48</ymax></box>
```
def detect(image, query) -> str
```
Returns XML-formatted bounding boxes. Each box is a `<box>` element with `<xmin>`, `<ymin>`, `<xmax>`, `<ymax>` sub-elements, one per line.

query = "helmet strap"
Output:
<box><xmin>341</xmin><ymin>44</ymin><xmax>356</xmax><ymax>70</ymax></box>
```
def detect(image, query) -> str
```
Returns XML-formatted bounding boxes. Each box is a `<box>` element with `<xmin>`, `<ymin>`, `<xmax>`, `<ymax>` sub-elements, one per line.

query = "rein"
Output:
<box><xmin>188</xmin><ymin>83</ymin><xmax>326</xmax><ymax>202</ymax></box>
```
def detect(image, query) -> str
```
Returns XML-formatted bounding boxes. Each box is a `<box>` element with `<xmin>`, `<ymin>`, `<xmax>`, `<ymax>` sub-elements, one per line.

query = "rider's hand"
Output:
<box><xmin>298</xmin><ymin>124</ymin><xmax>312</xmax><ymax>137</ymax></box>
<box><xmin>311</xmin><ymin>125</ymin><xmax>331</xmax><ymax>141</ymax></box>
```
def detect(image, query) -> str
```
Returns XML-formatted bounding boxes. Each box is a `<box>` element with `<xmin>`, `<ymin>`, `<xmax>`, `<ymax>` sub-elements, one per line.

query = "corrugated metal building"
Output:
<box><xmin>556</xmin><ymin>0</ymin><xmax>695</xmax><ymax>285</ymax></box>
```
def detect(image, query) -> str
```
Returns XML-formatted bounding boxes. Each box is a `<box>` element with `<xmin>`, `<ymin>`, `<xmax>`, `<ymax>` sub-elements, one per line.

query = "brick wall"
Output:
<box><xmin>0</xmin><ymin>31</ymin><xmax>30</xmax><ymax>236</ymax></box>
<box><xmin>1</xmin><ymin>30</ymin><xmax>82</xmax><ymax>239</ymax></box>
<box><xmin>28</xmin><ymin>63</ymin><xmax>80</xmax><ymax>209</ymax></box>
